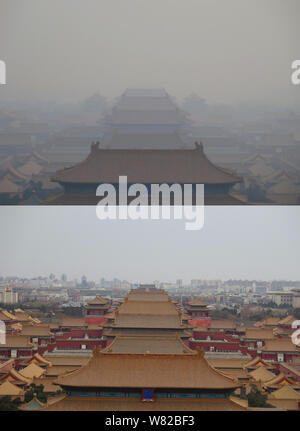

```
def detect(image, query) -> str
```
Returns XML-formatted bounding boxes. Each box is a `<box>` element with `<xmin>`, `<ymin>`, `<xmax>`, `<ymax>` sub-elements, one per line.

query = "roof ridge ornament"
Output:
<box><xmin>91</xmin><ymin>141</ymin><xmax>100</xmax><ymax>152</ymax></box>
<box><xmin>195</xmin><ymin>346</ymin><xmax>205</xmax><ymax>357</ymax></box>
<box><xmin>194</xmin><ymin>141</ymin><xmax>203</xmax><ymax>151</ymax></box>
<box><xmin>93</xmin><ymin>345</ymin><xmax>102</xmax><ymax>358</ymax></box>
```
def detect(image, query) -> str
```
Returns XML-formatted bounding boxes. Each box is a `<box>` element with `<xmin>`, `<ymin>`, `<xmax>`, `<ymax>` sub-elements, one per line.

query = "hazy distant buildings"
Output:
<box><xmin>104</xmin><ymin>88</ymin><xmax>189</xmax><ymax>136</ymax></box>
<box><xmin>267</xmin><ymin>290</ymin><xmax>300</xmax><ymax>308</ymax></box>
<box><xmin>0</xmin><ymin>285</ymin><xmax>18</xmax><ymax>304</ymax></box>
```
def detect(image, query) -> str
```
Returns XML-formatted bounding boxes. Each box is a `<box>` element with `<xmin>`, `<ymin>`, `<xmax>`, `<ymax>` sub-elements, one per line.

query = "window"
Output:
<box><xmin>142</xmin><ymin>389</ymin><xmax>154</xmax><ymax>402</ymax></box>
<box><xmin>81</xmin><ymin>344</ymin><xmax>86</xmax><ymax>350</ymax></box>
<box><xmin>277</xmin><ymin>353</ymin><xmax>284</xmax><ymax>362</ymax></box>
<box><xmin>11</xmin><ymin>349</ymin><xmax>17</xmax><ymax>358</ymax></box>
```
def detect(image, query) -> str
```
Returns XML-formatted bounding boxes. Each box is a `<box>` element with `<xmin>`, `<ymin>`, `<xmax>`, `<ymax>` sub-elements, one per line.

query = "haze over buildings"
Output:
<box><xmin>0</xmin><ymin>205</ymin><xmax>299</xmax><ymax>282</ymax></box>
<box><xmin>0</xmin><ymin>0</ymin><xmax>299</xmax><ymax>106</ymax></box>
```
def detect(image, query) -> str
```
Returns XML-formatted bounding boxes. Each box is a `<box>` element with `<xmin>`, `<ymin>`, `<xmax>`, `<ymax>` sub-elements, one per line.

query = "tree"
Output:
<box><xmin>246</xmin><ymin>180</ymin><xmax>270</xmax><ymax>203</ymax></box>
<box><xmin>246</xmin><ymin>385</ymin><xmax>273</xmax><ymax>408</ymax></box>
<box><xmin>210</xmin><ymin>308</ymin><xmax>236</xmax><ymax>320</ymax></box>
<box><xmin>22</xmin><ymin>180</ymin><xmax>46</xmax><ymax>201</ymax></box>
<box><xmin>24</xmin><ymin>383</ymin><xmax>47</xmax><ymax>404</ymax></box>
<box><xmin>63</xmin><ymin>306</ymin><xmax>84</xmax><ymax>317</ymax></box>
<box><xmin>0</xmin><ymin>396</ymin><xmax>22</xmax><ymax>411</ymax></box>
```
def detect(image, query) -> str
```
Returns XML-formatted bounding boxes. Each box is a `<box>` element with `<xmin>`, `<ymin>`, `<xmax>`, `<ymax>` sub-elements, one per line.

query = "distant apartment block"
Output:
<box><xmin>267</xmin><ymin>289</ymin><xmax>300</xmax><ymax>308</ymax></box>
<box><xmin>0</xmin><ymin>286</ymin><xmax>18</xmax><ymax>304</ymax></box>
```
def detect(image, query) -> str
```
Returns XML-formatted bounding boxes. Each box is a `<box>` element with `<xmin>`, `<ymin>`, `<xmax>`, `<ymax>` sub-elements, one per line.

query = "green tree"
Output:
<box><xmin>210</xmin><ymin>308</ymin><xmax>236</xmax><ymax>320</ymax></box>
<box><xmin>293</xmin><ymin>309</ymin><xmax>300</xmax><ymax>319</ymax></box>
<box><xmin>247</xmin><ymin>385</ymin><xmax>273</xmax><ymax>408</ymax></box>
<box><xmin>24</xmin><ymin>383</ymin><xmax>47</xmax><ymax>404</ymax></box>
<box><xmin>63</xmin><ymin>306</ymin><xmax>84</xmax><ymax>317</ymax></box>
<box><xmin>0</xmin><ymin>396</ymin><xmax>22</xmax><ymax>411</ymax></box>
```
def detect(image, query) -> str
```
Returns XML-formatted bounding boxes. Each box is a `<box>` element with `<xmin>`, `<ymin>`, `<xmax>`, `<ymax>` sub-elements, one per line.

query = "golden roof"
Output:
<box><xmin>19</xmin><ymin>363</ymin><xmax>45</xmax><ymax>379</ymax></box>
<box><xmin>0</xmin><ymin>335</ymin><xmax>34</xmax><ymax>348</ymax></box>
<box><xmin>5</xmin><ymin>368</ymin><xmax>32</xmax><ymax>384</ymax></box>
<box><xmin>278</xmin><ymin>315</ymin><xmax>296</xmax><ymax>326</ymax></box>
<box><xmin>30</xmin><ymin>353</ymin><xmax>52</xmax><ymax>366</ymax></box>
<box><xmin>219</xmin><ymin>369</ymin><xmax>249</xmax><ymax>380</ymax></box>
<box><xmin>0</xmin><ymin>309</ymin><xmax>17</xmax><ymax>321</ymax></box>
<box><xmin>186</xmin><ymin>298</ymin><xmax>208</xmax><ymax>307</ymax></box>
<box><xmin>269</xmin><ymin>385</ymin><xmax>300</xmax><ymax>400</ymax></box>
<box><xmin>244</xmin><ymin>356</ymin><xmax>270</xmax><ymax>369</ymax></box>
<box><xmin>108</xmin><ymin>296</ymin><xmax>185</xmax><ymax>329</ymax></box>
<box><xmin>126</xmin><ymin>289</ymin><xmax>169</xmax><ymax>302</ymax></box>
<box><xmin>242</xmin><ymin>328</ymin><xmax>275</xmax><ymax>340</ymax></box>
<box><xmin>56</xmin><ymin>348</ymin><xmax>240</xmax><ymax>390</ymax></box>
<box><xmin>206</xmin><ymin>319</ymin><xmax>235</xmax><ymax>329</ymax></box>
<box><xmin>13</xmin><ymin>309</ymin><xmax>41</xmax><ymax>324</ymax></box>
<box><xmin>207</xmin><ymin>357</ymin><xmax>249</xmax><ymax>369</ymax></box>
<box><xmin>110</xmin><ymin>314</ymin><xmax>184</xmax><ymax>329</ymax></box>
<box><xmin>0</xmin><ymin>177</ymin><xmax>22</xmax><ymax>193</ymax></box>
<box><xmin>248</xmin><ymin>367</ymin><xmax>275</xmax><ymax>383</ymax></box>
<box><xmin>101</xmin><ymin>335</ymin><xmax>194</xmax><ymax>354</ymax></box>
<box><xmin>46</xmin><ymin>366</ymin><xmax>83</xmax><ymax>377</ymax></box>
<box><xmin>21</xmin><ymin>324</ymin><xmax>54</xmax><ymax>337</ymax></box>
<box><xmin>86</xmin><ymin>295</ymin><xmax>108</xmax><ymax>305</ymax></box>
<box><xmin>52</xmin><ymin>145</ymin><xmax>242</xmax><ymax>186</ymax></box>
<box><xmin>0</xmin><ymin>380</ymin><xmax>24</xmax><ymax>396</ymax></box>
<box><xmin>41</xmin><ymin>395</ymin><xmax>247</xmax><ymax>411</ymax></box>
<box><xmin>260</xmin><ymin>339</ymin><xmax>300</xmax><ymax>353</ymax></box>
<box><xmin>17</xmin><ymin>160</ymin><xmax>43</xmax><ymax>177</ymax></box>
<box><xmin>43</xmin><ymin>355</ymin><xmax>89</xmax><ymax>367</ymax></box>
<box><xmin>10</xmin><ymin>323</ymin><xmax>22</xmax><ymax>331</ymax></box>
<box><xmin>261</xmin><ymin>317</ymin><xmax>281</xmax><ymax>326</ymax></box>
<box><xmin>263</xmin><ymin>373</ymin><xmax>295</xmax><ymax>387</ymax></box>
<box><xmin>229</xmin><ymin>395</ymin><xmax>248</xmax><ymax>408</ymax></box>
<box><xmin>118</xmin><ymin>300</ymin><xmax>180</xmax><ymax>316</ymax></box>
<box><xmin>0</xmin><ymin>359</ymin><xmax>15</xmax><ymax>371</ymax></box>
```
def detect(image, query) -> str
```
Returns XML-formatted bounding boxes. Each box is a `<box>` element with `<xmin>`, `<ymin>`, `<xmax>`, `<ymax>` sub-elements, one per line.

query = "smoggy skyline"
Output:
<box><xmin>1</xmin><ymin>206</ymin><xmax>299</xmax><ymax>283</ymax></box>
<box><xmin>0</xmin><ymin>0</ymin><xmax>299</xmax><ymax>106</ymax></box>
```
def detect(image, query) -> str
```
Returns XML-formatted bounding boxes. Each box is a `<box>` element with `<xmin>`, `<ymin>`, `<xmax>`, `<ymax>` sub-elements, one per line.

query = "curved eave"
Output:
<box><xmin>58</xmin><ymin>383</ymin><xmax>240</xmax><ymax>391</ymax></box>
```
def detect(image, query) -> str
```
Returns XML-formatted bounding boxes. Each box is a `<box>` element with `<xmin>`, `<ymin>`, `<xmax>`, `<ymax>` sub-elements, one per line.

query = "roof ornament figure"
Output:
<box><xmin>93</xmin><ymin>345</ymin><xmax>102</xmax><ymax>358</ymax></box>
<box><xmin>195</xmin><ymin>346</ymin><xmax>205</xmax><ymax>357</ymax></box>
<box><xmin>91</xmin><ymin>141</ymin><xmax>100</xmax><ymax>152</ymax></box>
<box><xmin>194</xmin><ymin>141</ymin><xmax>203</xmax><ymax>151</ymax></box>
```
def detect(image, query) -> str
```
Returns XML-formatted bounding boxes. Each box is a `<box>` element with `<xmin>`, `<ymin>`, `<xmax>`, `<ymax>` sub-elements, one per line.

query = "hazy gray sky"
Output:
<box><xmin>0</xmin><ymin>0</ymin><xmax>299</xmax><ymax>105</ymax></box>
<box><xmin>1</xmin><ymin>206</ymin><xmax>299</xmax><ymax>282</ymax></box>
